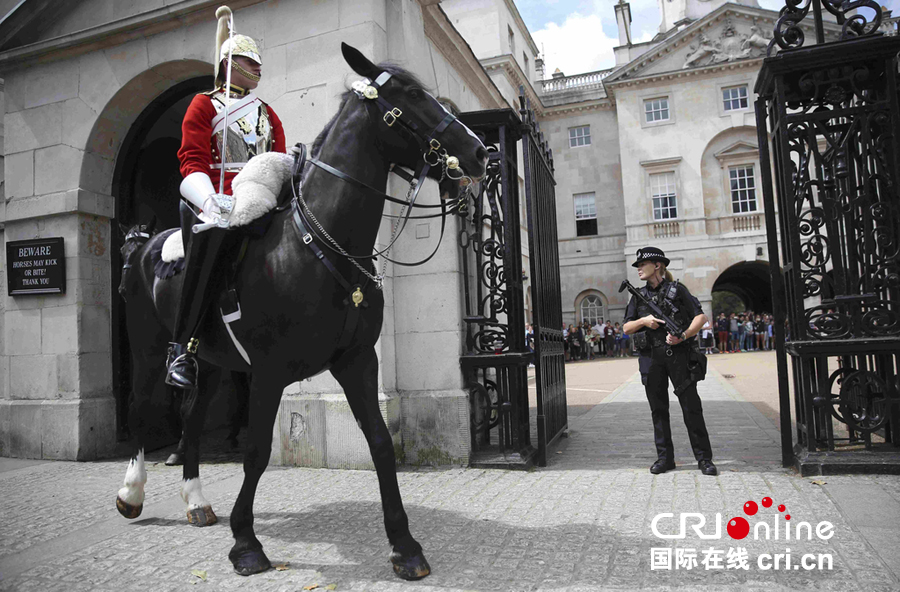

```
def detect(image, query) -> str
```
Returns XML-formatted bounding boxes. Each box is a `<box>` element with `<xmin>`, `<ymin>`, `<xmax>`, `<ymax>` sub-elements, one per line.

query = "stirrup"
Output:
<box><xmin>166</xmin><ymin>341</ymin><xmax>199</xmax><ymax>389</ymax></box>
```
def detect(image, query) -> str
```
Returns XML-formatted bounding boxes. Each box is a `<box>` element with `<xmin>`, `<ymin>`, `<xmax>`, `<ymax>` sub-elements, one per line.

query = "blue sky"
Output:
<box><xmin>515</xmin><ymin>0</ymin><xmax>900</xmax><ymax>77</ymax></box>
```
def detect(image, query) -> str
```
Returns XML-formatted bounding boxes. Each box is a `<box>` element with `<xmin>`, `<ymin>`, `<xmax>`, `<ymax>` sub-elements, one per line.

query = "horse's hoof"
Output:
<box><xmin>229</xmin><ymin>548</ymin><xmax>271</xmax><ymax>576</ymax></box>
<box><xmin>390</xmin><ymin>550</ymin><xmax>431</xmax><ymax>580</ymax></box>
<box><xmin>165</xmin><ymin>452</ymin><xmax>184</xmax><ymax>466</ymax></box>
<box><xmin>116</xmin><ymin>496</ymin><xmax>143</xmax><ymax>519</ymax></box>
<box><xmin>186</xmin><ymin>505</ymin><xmax>217</xmax><ymax>527</ymax></box>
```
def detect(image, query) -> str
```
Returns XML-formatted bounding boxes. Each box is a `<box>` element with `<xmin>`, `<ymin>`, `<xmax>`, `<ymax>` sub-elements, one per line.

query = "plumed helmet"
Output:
<box><xmin>220</xmin><ymin>34</ymin><xmax>262</xmax><ymax>65</ymax></box>
<box><xmin>213</xmin><ymin>6</ymin><xmax>262</xmax><ymax>82</ymax></box>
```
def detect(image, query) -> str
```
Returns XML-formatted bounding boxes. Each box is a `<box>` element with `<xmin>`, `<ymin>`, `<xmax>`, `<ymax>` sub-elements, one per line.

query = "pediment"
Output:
<box><xmin>715</xmin><ymin>140</ymin><xmax>758</xmax><ymax>161</ymax></box>
<box><xmin>604</xmin><ymin>4</ymin><xmax>842</xmax><ymax>84</ymax></box>
<box><xmin>608</xmin><ymin>8</ymin><xmax>776</xmax><ymax>82</ymax></box>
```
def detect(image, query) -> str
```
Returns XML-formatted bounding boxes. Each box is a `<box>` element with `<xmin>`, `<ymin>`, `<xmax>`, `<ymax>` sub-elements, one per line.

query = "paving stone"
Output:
<box><xmin>1</xmin><ymin>373</ymin><xmax>899</xmax><ymax>591</ymax></box>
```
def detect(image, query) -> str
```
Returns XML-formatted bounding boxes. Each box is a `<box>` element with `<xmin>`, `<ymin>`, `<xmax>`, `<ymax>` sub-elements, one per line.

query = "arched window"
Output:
<box><xmin>580</xmin><ymin>295</ymin><xmax>605</xmax><ymax>325</ymax></box>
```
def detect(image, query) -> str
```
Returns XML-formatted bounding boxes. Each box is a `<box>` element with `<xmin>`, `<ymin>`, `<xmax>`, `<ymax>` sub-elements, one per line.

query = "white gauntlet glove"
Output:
<box><xmin>179</xmin><ymin>172</ymin><xmax>233</xmax><ymax>233</ymax></box>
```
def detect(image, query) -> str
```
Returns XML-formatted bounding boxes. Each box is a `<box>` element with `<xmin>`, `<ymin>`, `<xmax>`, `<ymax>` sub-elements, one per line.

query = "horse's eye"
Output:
<box><xmin>408</xmin><ymin>89</ymin><xmax>421</xmax><ymax>99</ymax></box>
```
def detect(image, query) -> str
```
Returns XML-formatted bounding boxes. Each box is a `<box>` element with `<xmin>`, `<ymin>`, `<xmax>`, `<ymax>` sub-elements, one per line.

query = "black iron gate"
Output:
<box><xmin>458</xmin><ymin>93</ymin><xmax>567</xmax><ymax>468</ymax></box>
<box><xmin>755</xmin><ymin>5</ymin><xmax>900</xmax><ymax>474</ymax></box>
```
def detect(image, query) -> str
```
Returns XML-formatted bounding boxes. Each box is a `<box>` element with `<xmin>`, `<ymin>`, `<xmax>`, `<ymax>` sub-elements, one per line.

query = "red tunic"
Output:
<box><xmin>178</xmin><ymin>93</ymin><xmax>286</xmax><ymax>196</ymax></box>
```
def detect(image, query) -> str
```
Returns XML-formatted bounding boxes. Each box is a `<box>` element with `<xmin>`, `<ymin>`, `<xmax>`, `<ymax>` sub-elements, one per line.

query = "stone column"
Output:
<box><xmin>1</xmin><ymin>197</ymin><xmax>116</xmax><ymax>459</ymax></box>
<box><xmin>0</xmin><ymin>54</ymin><xmax>121</xmax><ymax>460</ymax></box>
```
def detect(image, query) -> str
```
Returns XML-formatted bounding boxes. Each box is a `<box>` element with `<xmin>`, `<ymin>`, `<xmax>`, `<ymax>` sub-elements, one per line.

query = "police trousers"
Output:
<box><xmin>639</xmin><ymin>345</ymin><xmax>713</xmax><ymax>462</ymax></box>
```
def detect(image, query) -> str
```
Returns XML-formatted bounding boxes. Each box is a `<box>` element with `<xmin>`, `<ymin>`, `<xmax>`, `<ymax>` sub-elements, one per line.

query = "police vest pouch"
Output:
<box><xmin>674</xmin><ymin>345</ymin><xmax>708</xmax><ymax>396</ymax></box>
<box><xmin>633</xmin><ymin>330</ymin><xmax>650</xmax><ymax>351</ymax></box>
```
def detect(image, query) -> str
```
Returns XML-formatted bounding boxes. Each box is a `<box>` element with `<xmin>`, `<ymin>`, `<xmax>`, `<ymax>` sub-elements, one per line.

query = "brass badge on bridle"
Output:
<box><xmin>351</xmin><ymin>287</ymin><xmax>365</xmax><ymax>308</ymax></box>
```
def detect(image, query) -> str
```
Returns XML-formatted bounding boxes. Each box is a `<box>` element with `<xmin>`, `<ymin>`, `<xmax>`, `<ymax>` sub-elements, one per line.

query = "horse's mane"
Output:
<box><xmin>310</xmin><ymin>62</ymin><xmax>430</xmax><ymax>159</ymax></box>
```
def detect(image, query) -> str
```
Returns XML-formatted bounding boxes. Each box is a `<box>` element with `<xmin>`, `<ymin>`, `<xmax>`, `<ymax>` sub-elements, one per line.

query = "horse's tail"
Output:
<box><xmin>118</xmin><ymin>219</ymin><xmax>156</xmax><ymax>301</ymax></box>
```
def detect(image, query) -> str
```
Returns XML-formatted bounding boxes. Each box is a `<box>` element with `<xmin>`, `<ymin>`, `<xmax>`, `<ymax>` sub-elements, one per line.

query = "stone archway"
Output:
<box><xmin>712</xmin><ymin>261</ymin><xmax>772</xmax><ymax>313</ymax></box>
<box><xmin>77</xmin><ymin>60</ymin><xmax>213</xmax><ymax>441</ymax></box>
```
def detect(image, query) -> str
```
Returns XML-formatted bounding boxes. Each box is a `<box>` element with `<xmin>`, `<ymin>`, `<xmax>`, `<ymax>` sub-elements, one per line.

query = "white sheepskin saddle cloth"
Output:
<box><xmin>161</xmin><ymin>152</ymin><xmax>294</xmax><ymax>262</ymax></box>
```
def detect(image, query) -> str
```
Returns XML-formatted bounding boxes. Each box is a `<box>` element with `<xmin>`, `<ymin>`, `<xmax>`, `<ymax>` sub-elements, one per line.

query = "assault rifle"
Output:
<box><xmin>618</xmin><ymin>279</ymin><xmax>686</xmax><ymax>339</ymax></box>
<box><xmin>619</xmin><ymin>279</ymin><xmax>707</xmax><ymax>394</ymax></box>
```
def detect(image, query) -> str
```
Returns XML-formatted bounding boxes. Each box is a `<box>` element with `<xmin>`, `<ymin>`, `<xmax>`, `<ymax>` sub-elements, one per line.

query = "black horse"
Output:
<box><xmin>115</xmin><ymin>43</ymin><xmax>487</xmax><ymax>579</ymax></box>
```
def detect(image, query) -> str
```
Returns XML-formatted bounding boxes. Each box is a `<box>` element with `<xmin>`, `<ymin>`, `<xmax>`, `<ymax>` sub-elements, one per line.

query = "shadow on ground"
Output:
<box><xmin>118</xmin><ymin>500</ymin><xmax>859</xmax><ymax>591</ymax></box>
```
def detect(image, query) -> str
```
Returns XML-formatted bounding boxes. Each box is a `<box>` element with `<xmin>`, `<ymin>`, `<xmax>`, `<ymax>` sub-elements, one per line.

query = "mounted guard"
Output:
<box><xmin>168</xmin><ymin>5</ymin><xmax>286</xmax><ymax>389</ymax></box>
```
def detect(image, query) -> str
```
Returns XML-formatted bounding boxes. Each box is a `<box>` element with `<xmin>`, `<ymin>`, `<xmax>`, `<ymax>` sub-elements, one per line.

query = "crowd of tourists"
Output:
<box><xmin>531</xmin><ymin>311</ymin><xmax>781</xmax><ymax>363</ymax></box>
<box><xmin>707</xmin><ymin>311</ymin><xmax>779</xmax><ymax>354</ymax></box>
<box><xmin>557</xmin><ymin>321</ymin><xmax>631</xmax><ymax>362</ymax></box>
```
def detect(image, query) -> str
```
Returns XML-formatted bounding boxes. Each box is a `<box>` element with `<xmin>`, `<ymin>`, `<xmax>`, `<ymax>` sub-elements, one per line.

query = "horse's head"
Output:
<box><xmin>117</xmin><ymin>220</ymin><xmax>155</xmax><ymax>301</ymax></box>
<box><xmin>341</xmin><ymin>43</ymin><xmax>488</xmax><ymax>202</ymax></box>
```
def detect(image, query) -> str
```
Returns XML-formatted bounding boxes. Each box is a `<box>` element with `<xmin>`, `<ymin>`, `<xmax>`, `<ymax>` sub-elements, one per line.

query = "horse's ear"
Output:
<box><xmin>145</xmin><ymin>215</ymin><xmax>157</xmax><ymax>234</ymax></box>
<box><xmin>118</xmin><ymin>223</ymin><xmax>129</xmax><ymax>237</ymax></box>
<box><xmin>341</xmin><ymin>43</ymin><xmax>379</xmax><ymax>79</ymax></box>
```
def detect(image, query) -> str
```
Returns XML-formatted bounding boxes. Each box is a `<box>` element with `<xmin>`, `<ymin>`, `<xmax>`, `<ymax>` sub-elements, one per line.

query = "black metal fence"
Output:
<box><xmin>755</xmin><ymin>21</ymin><xmax>900</xmax><ymax>474</ymax></box>
<box><xmin>458</xmin><ymin>96</ymin><xmax>567</xmax><ymax>468</ymax></box>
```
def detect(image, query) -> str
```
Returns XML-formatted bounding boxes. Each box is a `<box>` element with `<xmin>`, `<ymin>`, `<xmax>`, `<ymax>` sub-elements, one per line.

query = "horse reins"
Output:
<box><xmin>289</xmin><ymin>69</ymin><xmax>479</xmax><ymax>290</ymax></box>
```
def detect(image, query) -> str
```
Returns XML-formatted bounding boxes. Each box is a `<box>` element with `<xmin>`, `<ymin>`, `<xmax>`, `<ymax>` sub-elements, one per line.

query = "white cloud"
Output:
<box><xmin>532</xmin><ymin>13</ymin><xmax>619</xmax><ymax>77</ymax></box>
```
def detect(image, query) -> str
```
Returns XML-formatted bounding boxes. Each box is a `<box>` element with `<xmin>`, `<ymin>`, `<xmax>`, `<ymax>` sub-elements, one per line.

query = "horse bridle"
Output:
<box><xmin>290</xmin><ymin>69</ymin><xmax>481</xmax><ymax>286</ymax></box>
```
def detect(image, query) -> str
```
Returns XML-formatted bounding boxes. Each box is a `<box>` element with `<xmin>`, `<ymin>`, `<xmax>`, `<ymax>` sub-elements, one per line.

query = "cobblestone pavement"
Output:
<box><xmin>1</xmin><ymin>371</ymin><xmax>899</xmax><ymax>591</ymax></box>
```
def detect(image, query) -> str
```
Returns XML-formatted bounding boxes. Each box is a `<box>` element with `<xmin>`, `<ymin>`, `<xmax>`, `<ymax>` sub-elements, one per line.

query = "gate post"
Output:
<box><xmin>457</xmin><ymin>94</ymin><xmax>568</xmax><ymax>468</ymax></box>
<box><xmin>755</xmin><ymin>7</ymin><xmax>900</xmax><ymax>474</ymax></box>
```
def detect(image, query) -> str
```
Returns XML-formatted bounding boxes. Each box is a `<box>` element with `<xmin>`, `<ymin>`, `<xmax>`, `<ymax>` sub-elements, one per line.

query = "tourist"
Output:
<box><xmin>729</xmin><ymin>313</ymin><xmax>740</xmax><ymax>352</ymax></box>
<box><xmin>605</xmin><ymin>320</ymin><xmax>616</xmax><ymax>357</ymax></box>
<box><xmin>716</xmin><ymin>312</ymin><xmax>729</xmax><ymax>353</ymax></box>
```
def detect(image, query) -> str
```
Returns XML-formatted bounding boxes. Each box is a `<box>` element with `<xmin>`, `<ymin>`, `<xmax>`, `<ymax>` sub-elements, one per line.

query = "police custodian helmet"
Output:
<box><xmin>632</xmin><ymin>246</ymin><xmax>670</xmax><ymax>267</ymax></box>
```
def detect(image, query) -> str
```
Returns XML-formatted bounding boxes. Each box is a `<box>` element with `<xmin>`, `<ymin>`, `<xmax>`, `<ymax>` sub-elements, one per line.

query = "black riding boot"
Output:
<box><xmin>166</xmin><ymin>202</ymin><xmax>228</xmax><ymax>390</ymax></box>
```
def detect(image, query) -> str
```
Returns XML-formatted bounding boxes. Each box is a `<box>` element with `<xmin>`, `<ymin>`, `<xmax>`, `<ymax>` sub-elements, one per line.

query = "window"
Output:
<box><xmin>569</xmin><ymin>125</ymin><xmax>591</xmax><ymax>148</ymax></box>
<box><xmin>580</xmin><ymin>295</ymin><xmax>605</xmax><ymax>325</ymax></box>
<box><xmin>650</xmin><ymin>172</ymin><xmax>678</xmax><ymax>220</ymax></box>
<box><xmin>644</xmin><ymin>97</ymin><xmax>669</xmax><ymax>123</ymax></box>
<box><xmin>723</xmin><ymin>85</ymin><xmax>749</xmax><ymax>111</ymax></box>
<box><xmin>730</xmin><ymin>165</ymin><xmax>758</xmax><ymax>213</ymax></box>
<box><xmin>574</xmin><ymin>192</ymin><xmax>598</xmax><ymax>236</ymax></box>
<box><xmin>508</xmin><ymin>26</ymin><xmax>515</xmax><ymax>54</ymax></box>
<box><xmin>523</xmin><ymin>52</ymin><xmax>529</xmax><ymax>75</ymax></box>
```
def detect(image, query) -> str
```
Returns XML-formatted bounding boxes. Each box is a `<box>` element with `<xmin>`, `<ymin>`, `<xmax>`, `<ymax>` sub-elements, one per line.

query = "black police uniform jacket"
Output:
<box><xmin>624</xmin><ymin>279</ymin><xmax>704</xmax><ymax>381</ymax></box>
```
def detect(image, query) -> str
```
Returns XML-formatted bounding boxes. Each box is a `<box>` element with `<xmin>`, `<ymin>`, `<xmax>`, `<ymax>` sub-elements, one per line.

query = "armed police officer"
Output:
<box><xmin>166</xmin><ymin>6</ymin><xmax>286</xmax><ymax>389</ymax></box>
<box><xmin>622</xmin><ymin>247</ymin><xmax>717</xmax><ymax>476</ymax></box>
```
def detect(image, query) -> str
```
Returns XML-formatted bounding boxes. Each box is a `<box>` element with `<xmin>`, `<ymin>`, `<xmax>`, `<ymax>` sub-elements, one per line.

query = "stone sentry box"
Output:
<box><xmin>0</xmin><ymin>0</ymin><xmax>500</xmax><ymax>464</ymax></box>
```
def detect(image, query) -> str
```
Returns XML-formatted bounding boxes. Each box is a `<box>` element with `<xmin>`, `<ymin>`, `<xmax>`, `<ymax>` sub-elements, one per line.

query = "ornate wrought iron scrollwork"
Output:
<box><xmin>461</xmin><ymin>152</ymin><xmax>514</xmax><ymax>354</ymax></box>
<box><xmin>769</xmin><ymin>0</ymin><xmax>884</xmax><ymax>55</ymax></box>
<box><xmin>758</xmin><ymin>31</ymin><xmax>900</xmax><ymax>462</ymax></box>
<box><xmin>467</xmin><ymin>379</ymin><xmax>499</xmax><ymax>434</ymax></box>
<box><xmin>835</xmin><ymin>370</ymin><xmax>890</xmax><ymax>433</ymax></box>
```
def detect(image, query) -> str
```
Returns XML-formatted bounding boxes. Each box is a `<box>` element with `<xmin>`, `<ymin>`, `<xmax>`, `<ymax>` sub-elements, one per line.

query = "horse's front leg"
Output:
<box><xmin>180</xmin><ymin>364</ymin><xmax>222</xmax><ymax>527</ymax></box>
<box><xmin>116</xmin><ymin>353</ymin><xmax>164</xmax><ymax>519</ymax></box>
<box><xmin>331</xmin><ymin>347</ymin><xmax>430</xmax><ymax>580</ymax></box>
<box><xmin>228</xmin><ymin>373</ymin><xmax>282</xmax><ymax>576</ymax></box>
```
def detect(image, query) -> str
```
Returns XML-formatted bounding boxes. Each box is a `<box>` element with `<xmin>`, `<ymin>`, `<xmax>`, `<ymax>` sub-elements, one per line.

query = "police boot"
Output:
<box><xmin>166</xmin><ymin>202</ymin><xmax>228</xmax><ymax>389</ymax></box>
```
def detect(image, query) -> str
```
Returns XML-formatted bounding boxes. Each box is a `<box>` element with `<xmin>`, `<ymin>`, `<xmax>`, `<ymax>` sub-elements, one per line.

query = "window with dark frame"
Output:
<box><xmin>574</xmin><ymin>192</ymin><xmax>598</xmax><ymax>236</ymax></box>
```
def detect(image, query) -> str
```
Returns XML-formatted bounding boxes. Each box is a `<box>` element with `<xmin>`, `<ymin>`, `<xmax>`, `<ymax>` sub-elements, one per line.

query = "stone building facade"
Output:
<box><xmin>446</xmin><ymin>0</ymin><xmax>872</xmax><ymax>328</ymax></box>
<box><xmin>0</xmin><ymin>0</ymin><xmax>516</xmax><ymax>463</ymax></box>
<box><xmin>1</xmin><ymin>0</ymin><xmax>893</xmax><ymax>464</ymax></box>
